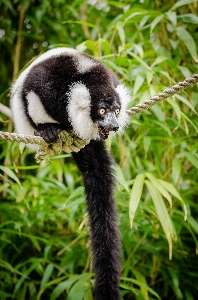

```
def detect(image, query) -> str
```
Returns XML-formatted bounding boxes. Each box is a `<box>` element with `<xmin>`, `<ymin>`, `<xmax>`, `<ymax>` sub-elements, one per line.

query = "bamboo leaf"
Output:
<box><xmin>121</xmin><ymin>277</ymin><xmax>161</xmax><ymax>299</ymax></box>
<box><xmin>133</xmin><ymin>75</ymin><xmax>145</xmax><ymax>98</ymax></box>
<box><xmin>14</xmin><ymin>261</ymin><xmax>39</xmax><ymax>294</ymax></box>
<box><xmin>177</xmin><ymin>65</ymin><xmax>191</xmax><ymax>78</ymax></box>
<box><xmin>146</xmin><ymin>70</ymin><xmax>153</xmax><ymax>84</ymax></box>
<box><xmin>150</xmin><ymin>14</ymin><xmax>164</xmax><ymax>32</ymax></box>
<box><xmin>151</xmin><ymin>56</ymin><xmax>167</xmax><ymax>67</ymax></box>
<box><xmin>166</xmin><ymin>12</ymin><xmax>177</xmax><ymax>26</ymax></box>
<box><xmin>116</xmin><ymin>22</ymin><xmax>125</xmax><ymax>45</ymax></box>
<box><xmin>177</xmin><ymin>26</ymin><xmax>198</xmax><ymax>61</ymax></box>
<box><xmin>129</xmin><ymin>173</ymin><xmax>145</xmax><ymax>227</ymax></box>
<box><xmin>67</xmin><ymin>273</ymin><xmax>93</xmax><ymax>300</ymax></box>
<box><xmin>180</xmin><ymin>111</ymin><xmax>198</xmax><ymax>133</ymax></box>
<box><xmin>114</xmin><ymin>164</ymin><xmax>129</xmax><ymax>192</ymax></box>
<box><xmin>132</xmin><ymin>269</ymin><xmax>149</xmax><ymax>299</ymax></box>
<box><xmin>183</xmin><ymin>152</ymin><xmax>198</xmax><ymax>169</ymax></box>
<box><xmin>125</xmin><ymin>11</ymin><xmax>146</xmax><ymax>23</ymax></box>
<box><xmin>40</xmin><ymin>264</ymin><xmax>54</xmax><ymax>288</ymax></box>
<box><xmin>177</xmin><ymin>13</ymin><xmax>198</xmax><ymax>24</ymax></box>
<box><xmin>171</xmin><ymin>159</ymin><xmax>181</xmax><ymax>186</ymax></box>
<box><xmin>37</xmin><ymin>276</ymin><xmax>68</xmax><ymax>300</ymax></box>
<box><xmin>167</xmin><ymin>268</ymin><xmax>183</xmax><ymax>299</ymax></box>
<box><xmin>145</xmin><ymin>173</ymin><xmax>172</xmax><ymax>208</ymax></box>
<box><xmin>1</xmin><ymin>0</ymin><xmax>15</xmax><ymax>13</ymax></box>
<box><xmin>127</xmin><ymin>50</ymin><xmax>153</xmax><ymax>71</ymax></box>
<box><xmin>0</xmin><ymin>259</ymin><xmax>13</xmax><ymax>272</ymax></box>
<box><xmin>145</xmin><ymin>180</ymin><xmax>175</xmax><ymax>259</ymax></box>
<box><xmin>158</xmin><ymin>179</ymin><xmax>187</xmax><ymax>221</ymax></box>
<box><xmin>50</xmin><ymin>276</ymin><xmax>80</xmax><ymax>300</ymax></box>
<box><xmin>158</xmin><ymin>180</ymin><xmax>182</xmax><ymax>201</ymax></box>
<box><xmin>103</xmin><ymin>59</ymin><xmax>127</xmax><ymax>78</ymax></box>
<box><xmin>167</xmin><ymin>98</ymin><xmax>182</xmax><ymax>123</ymax></box>
<box><xmin>143</xmin><ymin>136</ymin><xmax>151</xmax><ymax>155</ymax></box>
<box><xmin>170</xmin><ymin>0</ymin><xmax>197</xmax><ymax>11</ymax></box>
<box><xmin>187</xmin><ymin>216</ymin><xmax>198</xmax><ymax>235</ymax></box>
<box><xmin>62</xmin><ymin>20</ymin><xmax>97</xmax><ymax>29</ymax></box>
<box><xmin>0</xmin><ymin>166</ymin><xmax>22</xmax><ymax>188</ymax></box>
<box><xmin>134</xmin><ymin>44</ymin><xmax>144</xmax><ymax>58</ymax></box>
<box><xmin>175</xmin><ymin>94</ymin><xmax>197</xmax><ymax>115</ymax></box>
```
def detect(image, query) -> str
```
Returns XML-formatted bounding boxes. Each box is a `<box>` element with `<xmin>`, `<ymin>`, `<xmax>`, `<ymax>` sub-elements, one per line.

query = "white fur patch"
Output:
<box><xmin>116</xmin><ymin>84</ymin><xmax>131</xmax><ymax>133</ymax></box>
<box><xmin>76</xmin><ymin>54</ymin><xmax>97</xmax><ymax>74</ymax></box>
<box><xmin>11</xmin><ymin>75</ymin><xmax>39</xmax><ymax>151</ymax></box>
<box><xmin>10</xmin><ymin>90</ymin><xmax>39</xmax><ymax>151</ymax></box>
<box><xmin>28</xmin><ymin>47</ymin><xmax>77</xmax><ymax>69</ymax></box>
<box><xmin>67</xmin><ymin>83</ymin><xmax>98</xmax><ymax>140</ymax></box>
<box><xmin>26</xmin><ymin>91</ymin><xmax>58</xmax><ymax>125</ymax></box>
<box><xmin>30</xmin><ymin>47</ymin><xmax>78</xmax><ymax>66</ymax></box>
<box><xmin>11</xmin><ymin>92</ymin><xmax>35</xmax><ymax>136</ymax></box>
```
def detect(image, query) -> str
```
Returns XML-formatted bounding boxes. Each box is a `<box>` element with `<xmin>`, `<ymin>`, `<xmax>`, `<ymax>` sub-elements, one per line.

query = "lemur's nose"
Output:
<box><xmin>106</xmin><ymin>122</ymin><xmax>119</xmax><ymax>132</ymax></box>
<box><xmin>105</xmin><ymin>112</ymin><xmax>119</xmax><ymax>131</ymax></box>
<box><xmin>112</xmin><ymin>125</ymin><xmax>119</xmax><ymax>131</ymax></box>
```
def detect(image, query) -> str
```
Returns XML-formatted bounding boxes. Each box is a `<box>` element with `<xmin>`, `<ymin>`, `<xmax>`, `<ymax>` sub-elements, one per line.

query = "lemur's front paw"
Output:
<box><xmin>34</xmin><ymin>123</ymin><xmax>62</xmax><ymax>143</ymax></box>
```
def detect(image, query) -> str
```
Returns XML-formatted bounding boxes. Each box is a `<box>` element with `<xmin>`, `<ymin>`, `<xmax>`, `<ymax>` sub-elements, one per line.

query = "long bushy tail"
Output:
<box><xmin>72</xmin><ymin>140</ymin><xmax>121</xmax><ymax>300</ymax></box>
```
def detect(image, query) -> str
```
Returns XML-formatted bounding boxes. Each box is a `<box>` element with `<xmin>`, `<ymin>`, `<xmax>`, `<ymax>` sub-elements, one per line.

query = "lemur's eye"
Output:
<box><xmin>98</xmin><ymin>108</ymin><xmax>106</xmax><ymax>115</ymax></box>
<box><xmin>115</xmin><ymin>109</ymin><xmax>120</xmax><ymax>115</ymax></box>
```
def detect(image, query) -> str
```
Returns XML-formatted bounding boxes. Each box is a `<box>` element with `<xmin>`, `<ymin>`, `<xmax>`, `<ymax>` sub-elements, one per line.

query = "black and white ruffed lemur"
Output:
<box><xmin>10</xmin><ymin>48</ymin><xmax>130</xmax><ymax>300</ymax></box>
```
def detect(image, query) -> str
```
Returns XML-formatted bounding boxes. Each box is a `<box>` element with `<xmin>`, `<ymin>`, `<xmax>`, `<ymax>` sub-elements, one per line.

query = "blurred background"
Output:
<box><xmin>0</xmin><ymin>0</ymin><xmax>198</xmax><ymax>299</ymax></box>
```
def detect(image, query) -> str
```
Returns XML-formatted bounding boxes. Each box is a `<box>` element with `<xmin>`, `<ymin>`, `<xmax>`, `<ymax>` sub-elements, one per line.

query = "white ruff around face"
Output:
<box><xmin>115</xmin><ymin>84</ymin><xmax>131</xmax><ymax>133</ymax></box>
<box><xmin>67</xmin><ymin>83</ymin><xmax>98</xmax><ymax>140</ymax></box>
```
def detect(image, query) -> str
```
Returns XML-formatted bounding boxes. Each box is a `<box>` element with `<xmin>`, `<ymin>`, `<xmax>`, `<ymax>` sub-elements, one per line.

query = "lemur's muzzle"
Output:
<box><xmin>98</xmin><ymin>112</ymin><xmax>119</xmax><ymax>139</ymax></box>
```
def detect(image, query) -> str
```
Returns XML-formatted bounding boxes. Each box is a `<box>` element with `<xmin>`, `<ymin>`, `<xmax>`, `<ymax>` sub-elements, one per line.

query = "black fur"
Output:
<box><xmin>22</xmin><ymin>53</ymin><xmax>121</xmax><ymax>131</ymax></box>
<box><xmin>73</xmin><ymin>140</ymin><xmax>121</xmax><ymax>300</ymax></box>
<box><xmin>10</xmin><ymin>48</ymin><xmax>130</xmax><ymax>299</ymax></box>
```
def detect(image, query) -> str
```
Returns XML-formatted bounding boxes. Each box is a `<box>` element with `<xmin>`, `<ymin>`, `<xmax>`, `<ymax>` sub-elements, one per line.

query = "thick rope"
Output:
<box><xmin>0</xmin><ymin>130</ymin><xmax>88</xmax><ymax>162</ymax></box>
<box><xmin>126</xmin><ymin>74</ymin><xmax>198</xmax><ymax>116</ymax></box>
<box><xmin>0</xmin><ymin>131</ymin><xmax>44</xmax><ymax>145</ymax></box>
<box><xmin>0</xmin><ymin>74</ymin><xmax>197</xmax><ymax>160</ymax></box>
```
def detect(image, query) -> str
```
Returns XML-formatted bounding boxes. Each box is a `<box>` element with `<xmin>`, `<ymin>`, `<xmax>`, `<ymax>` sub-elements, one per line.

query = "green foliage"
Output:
<box><xmin>0</xmin><ymin>0</ymin><xmax>198</xmax><ymax>299</ymax></box>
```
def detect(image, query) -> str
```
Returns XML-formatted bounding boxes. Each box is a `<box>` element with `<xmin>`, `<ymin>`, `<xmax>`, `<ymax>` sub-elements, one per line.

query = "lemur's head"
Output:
<box><xmin>90</xmin><ymin>89</ymin><xmax>121</xmax><ymax>139</ymax></box>
<box><xmin>67</xmin><ymin>82</ymin><xmax>130</xmax><ymax>141</ymax></box>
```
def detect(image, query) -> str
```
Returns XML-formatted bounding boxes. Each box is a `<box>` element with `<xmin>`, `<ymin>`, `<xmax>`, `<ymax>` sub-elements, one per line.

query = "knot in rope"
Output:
<box><xmin>35</xmin><ymin>131</ymin><xmax>89</xmax><ymax>162</ymax></box>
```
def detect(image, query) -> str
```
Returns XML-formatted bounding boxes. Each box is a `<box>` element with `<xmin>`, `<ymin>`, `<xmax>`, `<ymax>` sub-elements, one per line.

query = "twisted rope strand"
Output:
<box><xmin>0</xmin><ymin>74</ymin><xmax>197</xmax><ymax>155</ymax></box>
<box><xmin>0</xmin><ymin>131</ymin><xmax>45</xmax><ymax>145</ymax></box>
<box><xmin>126</xmin><ymin>74</ymin><xmax>198</xmax><ymax>116</ymax></box>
